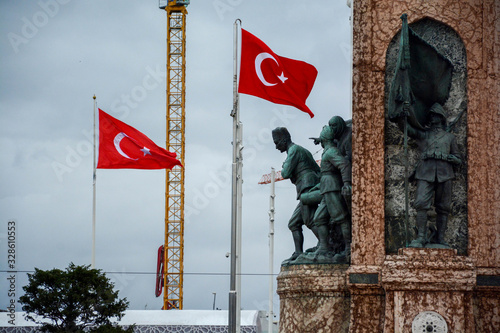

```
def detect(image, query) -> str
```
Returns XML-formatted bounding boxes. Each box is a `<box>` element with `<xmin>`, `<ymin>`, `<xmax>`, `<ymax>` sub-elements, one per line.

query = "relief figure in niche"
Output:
<box><xmin>390</xmin><ymin>103</ymin><xmax>461</xmax><ymax>247</ymax></box>
<box><xmin>387</xmin><ymin>14</ymin><xmax>466</xmax><ymax>249</ymax></box>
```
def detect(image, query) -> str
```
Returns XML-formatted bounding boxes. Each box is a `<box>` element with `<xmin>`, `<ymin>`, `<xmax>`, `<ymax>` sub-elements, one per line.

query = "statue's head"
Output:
<box><xmin>429</xmin><ymin>103</ymin><xmax>447</xmax><ymax>127</ymax></box>
<box><xmin>319</xmin><ymin>126</ymin><xmax>335</xmax><ymax>147</ymax></box>
<box><xmin>272</xmin><ymin>127</ymin><xmax>291</xmax><ymax>153</ymax></box>
<box><xmin>328</xmin><ymin>116</ymin><xmax>346</xmax><ymax>139</ymax></box>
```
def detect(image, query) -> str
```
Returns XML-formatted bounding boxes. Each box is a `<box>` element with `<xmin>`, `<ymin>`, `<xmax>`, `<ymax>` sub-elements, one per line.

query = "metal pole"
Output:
<box><xmin>236</xmin><ymin>114</ymin><xmax>242</xmax><ymax>333</ymax></box>
<box><xmin>92</xmin><ymin>95</ymin><xmax>97</xmax><ymax>269</ymax></box>
<box><xmin>268</xmin><ymin>168</ymin><xmax>275</xmax><ymax>333</ymax></box>
<box><xmin>229</xmin><ymin>18</ymin><xmax>242</xmax><ymax>333</ymax></box>
<box><xmin>212</xmin><ymin>292</ymin><xmax>216</xmax><ymax>310</ymax></box>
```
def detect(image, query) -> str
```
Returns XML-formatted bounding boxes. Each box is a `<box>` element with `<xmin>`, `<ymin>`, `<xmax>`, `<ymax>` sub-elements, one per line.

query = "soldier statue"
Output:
<box><xmin>314</xmin><ymin>125</ymin><xmax>351</xmax><ymax>262</ymax></box>
<box><xmin>390</xmin><ymin>102</ymin><xmax>462</xmax><ymax>247</ymax></box>
<box><xmin>298</xmin><ymin>124</ymin><xmax>352</xmax><ymax>264</ymax></box>
<box><xmin>272</xmin><ymin>127</ymin><xmax>320</xmax><ymax>264</ymax></box>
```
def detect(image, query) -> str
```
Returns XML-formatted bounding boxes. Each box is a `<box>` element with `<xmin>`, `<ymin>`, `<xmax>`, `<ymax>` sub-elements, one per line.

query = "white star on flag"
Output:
<box><xmin>140</xmin><ymin>147</ymin><xmax>151</xmax><ymax>156</ymax></box>
<box><xmin>278</xmin><ymin>72</ymin><xmax>288</xmax><ymax>83</ymax></box>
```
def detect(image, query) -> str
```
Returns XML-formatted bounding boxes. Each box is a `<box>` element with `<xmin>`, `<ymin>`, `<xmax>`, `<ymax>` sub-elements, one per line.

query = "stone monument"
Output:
<box><xmin>277</xmin><ymin>1</ymin><xmax>499</xmax><ymax>332</ymax></box>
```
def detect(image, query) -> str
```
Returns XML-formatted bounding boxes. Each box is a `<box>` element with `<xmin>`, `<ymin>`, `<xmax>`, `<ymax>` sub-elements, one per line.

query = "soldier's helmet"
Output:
<box><xmin>328</xmin><ymin>116</ymin><xmax>346</xmax><ymax>138</ymax></box>
<box><xmin>429</xmin><ymin>103</ymin><xmax>447</xmax><ymax>125</ymax></box>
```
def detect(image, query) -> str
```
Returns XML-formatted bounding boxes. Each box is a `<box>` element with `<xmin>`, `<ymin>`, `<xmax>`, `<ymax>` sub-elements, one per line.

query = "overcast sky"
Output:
<box><xmin>0</xmin><ymin>0</ymin><xmax>352</xmax><ymax>315</ymax></box>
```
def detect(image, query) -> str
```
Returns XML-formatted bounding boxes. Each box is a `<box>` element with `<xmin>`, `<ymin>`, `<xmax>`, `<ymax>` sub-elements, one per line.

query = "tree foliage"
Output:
<box><xmin>19</xmin><ymin>263</ymin><xmax>130</xmax><ymax>332</ymax></box>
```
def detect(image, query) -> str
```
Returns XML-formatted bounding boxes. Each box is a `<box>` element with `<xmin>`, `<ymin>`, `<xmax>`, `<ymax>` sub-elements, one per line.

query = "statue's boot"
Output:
<box><xmin>409</xmin><ymin>210</ymin><xmax>427</xmax><ymax>248</ymax></box>
<box><xmin>315</xmin><ymin>224</ymin><xmax>331</xmax><ymax>253</ymax></box>
<box><xmin>312</xmin><ymin>251</ymin><xmax>335</xmax><ymax>264</ymax></box>
<box><xmin>294</xmin><ymin>224</ymin><xmax>333</xmax><ymax>263</ymax></box>
<box><xmin>436</xmin><ymin>213</ymin><xmax>450</xmax><ymax>247</ymax></box>
<box><xmin>305</xmin><ymin>245</ymin><xmax>318</xmax><ymax>253</ymax></box>
<box><xmin>283</xmin><ymin>230</ymin><xmax>304</xmax><ymax>263</ymax></box>
<box><xmin>333</xmin><ymin>220</ymin><xmax>351</xmax><ymax>264</ymax></box>
<box><xmin>292</xmin><ymin>230</ymin><xmax>304</xmax><ymax>253</ymax></box>
<box><xmin>293</xmin><ymin>225</ymin><xmax>328</xmax><ymax>264</ymax></box>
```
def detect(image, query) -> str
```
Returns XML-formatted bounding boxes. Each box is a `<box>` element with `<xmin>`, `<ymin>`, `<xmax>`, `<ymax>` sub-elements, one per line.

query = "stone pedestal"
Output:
<box><xmin>381</xmin><ymin>248</ymin><xmax>476</xmax><ymax>332</ymax></box>
<box><xmin>347</xmin><ymin>265</ymin><xmax>385</xmax><ymax>332</ymax></box>
<box><xmin>277</xmin><ymin>265</ymin><xmax>350</xmax><ymax>333</ymax></box>
<box><xmin>473</xmin><ymin>267</ymin><xmax>500</xmax><ymax>332</ymax></box>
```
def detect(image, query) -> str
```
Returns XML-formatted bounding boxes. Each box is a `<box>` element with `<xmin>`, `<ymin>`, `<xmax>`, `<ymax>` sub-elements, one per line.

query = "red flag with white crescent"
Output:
<box><xmin>97</xmin><ymin>109</ymin><xmax>182</xmax><ymax>170</ymax></box>
<box><xmin>238</xmin><ymin>29</ymin><xmax>318</xmax><ymax>118</ymax></box>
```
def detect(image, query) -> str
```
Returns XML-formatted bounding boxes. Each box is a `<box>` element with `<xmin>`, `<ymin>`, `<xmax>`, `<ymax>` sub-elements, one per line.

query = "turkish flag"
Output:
<box><xmin>238</xmin><ymin>29</ymin><xmax>318</xmax><ymax>118</ymax></box>
<box><xmin>97</xmin><ymin>109</ymin><xmax>182</xmax><ymax>170</ymax></box>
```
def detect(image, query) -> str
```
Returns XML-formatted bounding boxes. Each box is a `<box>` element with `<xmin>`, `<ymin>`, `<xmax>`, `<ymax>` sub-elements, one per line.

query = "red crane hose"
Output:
<box><xmin>155</xmin><ymin>245</ymin><xmax>164</xmax><ymax>297</ymax></box>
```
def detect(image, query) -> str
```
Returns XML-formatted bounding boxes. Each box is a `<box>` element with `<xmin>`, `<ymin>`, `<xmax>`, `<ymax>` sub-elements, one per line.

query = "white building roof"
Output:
<box><xmin>1</xmin><ymin>310</ymin><xmax>264</xmax><ymax>327</ymax></box>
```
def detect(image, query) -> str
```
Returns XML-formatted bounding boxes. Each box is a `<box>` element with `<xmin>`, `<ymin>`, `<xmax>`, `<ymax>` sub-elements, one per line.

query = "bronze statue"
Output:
<box><xmin>328</xmin><ymin>116</ymin><xmax>352</xmax><ymax>163</ymax></box>
<box><xmin>272</xmin><ymin>127</ymin><xmax>320</xmax><ymax>264</ymax></box>
<box><xmin>390</xmin><ymin>103</ymin><xmax>461</xmax><ymax>247</ymax></box>
<box><xmin>311</xmin><ymin>116</ymin><xmax>352</xmax><ymax>163</ymax></box>
<box><xmin>311</xmin><ymin>116</ymin><xmax>353</xmax><ymax>214</ymax></box>
<box><xmin>387</xmin><ymin>14</ymin><xmax>463</xmax><ymax>249</ymax></box>
<box><xmin>314</xmin><ymin>125</ymin><xmax>352</xmax><ymax>263</ymax></box>
<box><xmin>327</xmin><ymin>116</ymin><xmax>353</xmax><ymax>215</ymax></box>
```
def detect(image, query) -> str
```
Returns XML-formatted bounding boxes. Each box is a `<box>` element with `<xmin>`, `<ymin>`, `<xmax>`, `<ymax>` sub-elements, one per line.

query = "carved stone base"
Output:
<box><xmin>347</xmin><ymin>265</ymin><xmax>385</xmax><ymax>332</ymax></box>
<box><xmin>474</xmin><ymin>267</ymin><xmax>500</xmax><ymax>333</ymax></box>
<box><xmin>277</xmin><ymin>264</ymin><xmax>350</xmax><ymax>333</ymax></box>
<box><xmin>381</xmin><ymin>248</ymin><xmax>476</xmax><ymax>332</ymax></box>
<box><xmin>278</xmin><ymin>251</ymin><xmax>498</xmax><ymax>332</ymax></box>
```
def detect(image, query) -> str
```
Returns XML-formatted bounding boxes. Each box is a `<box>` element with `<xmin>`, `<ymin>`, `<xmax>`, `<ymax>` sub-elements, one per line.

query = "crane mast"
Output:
<box><xmin>160</xmin><ymin>0</ymin><xmax>188</xmax><ymax>310</ymax></box>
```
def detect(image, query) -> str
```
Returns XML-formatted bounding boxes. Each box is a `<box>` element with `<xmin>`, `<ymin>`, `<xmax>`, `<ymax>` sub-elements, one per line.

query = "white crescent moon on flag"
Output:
<box><xmin>255</xmin><ymin>52</ymin><xmax>279</xmax><ymax>86</ymax></box>
<box><xmin>113</xmin><ymin>132</ymin><xmax>138</xmax><ymax>160</ymax></box>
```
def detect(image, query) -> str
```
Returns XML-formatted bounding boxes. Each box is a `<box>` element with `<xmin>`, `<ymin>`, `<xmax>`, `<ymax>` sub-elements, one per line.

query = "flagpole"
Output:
<box><xmin>229</xmin><ymin>18</ymin><xmax>242</xmax><ymax>333</ymax></box>
<box><xmin>92</xmin><ymin>95</ymin><xmax>97</xmax><ymax>268</ymax></box>
<box><xmin>268</xmin><ymin>168</ymin><xmax>275</xmax><ymax>333</ymax></box>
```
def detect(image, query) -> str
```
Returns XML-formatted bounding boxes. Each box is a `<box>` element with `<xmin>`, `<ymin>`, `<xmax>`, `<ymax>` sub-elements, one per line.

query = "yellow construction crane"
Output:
<box><xmin>159</xmin><ymin>0</ymin><xmax>189</xmax><ymax>310</ymax></box>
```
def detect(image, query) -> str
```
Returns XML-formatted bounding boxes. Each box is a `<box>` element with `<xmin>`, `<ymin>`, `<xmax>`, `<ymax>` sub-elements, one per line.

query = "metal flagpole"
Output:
<box><xmin>92</xmin><ymin>95</ymin><xmax>97</xmax><ymax>268</ymax></box>
<box><xmin>268</xmin><ymin>168</ymin><xmax>276</xmax><ymax>333</ymax></box>
<box><xmin>229</xmin><ymin>18</ymin><xmax>243</xmax><ymax>333</ymax></box>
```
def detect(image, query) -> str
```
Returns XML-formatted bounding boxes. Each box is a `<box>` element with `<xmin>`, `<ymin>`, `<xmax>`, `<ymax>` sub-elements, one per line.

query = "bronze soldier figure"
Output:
<box><xmin>272</xmin><ymin>127</ymin><xmax>320</xmax><ymax>264</ymax></box>
<box><xmin>308</xmin><ymin>126</ymin><xmax>352</xmax><ymax>263</ymax></box>
<box><xmin>328</xmin><ymin>116</ymin><xmax>352</xmax><ymax>163</ymax></box>
<box><xmin>392</xmin><ymin>103</ymin><xmax>462</xmax><ymax>247</ymax></box>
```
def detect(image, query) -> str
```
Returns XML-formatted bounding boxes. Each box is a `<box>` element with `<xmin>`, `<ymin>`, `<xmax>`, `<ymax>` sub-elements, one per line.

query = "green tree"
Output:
<box><xmin>19</xmin><ymin>263</ymin><xmax>130</xmax><ymax>332</ymax></box>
